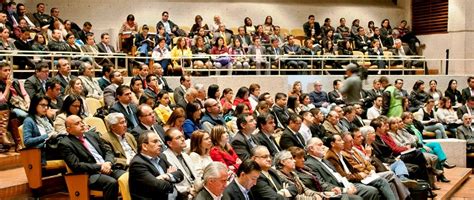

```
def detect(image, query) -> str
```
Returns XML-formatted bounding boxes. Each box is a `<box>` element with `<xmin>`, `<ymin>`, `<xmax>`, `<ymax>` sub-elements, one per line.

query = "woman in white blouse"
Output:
<box><xmin>436</xmin><ymin>97</ymin><xmax>461</xmax><ymax>134</ymax></box>
<box><xmin>188</xmin><ymin>130</ymin><xmax>213</xmax><ymax>178</ymax></box>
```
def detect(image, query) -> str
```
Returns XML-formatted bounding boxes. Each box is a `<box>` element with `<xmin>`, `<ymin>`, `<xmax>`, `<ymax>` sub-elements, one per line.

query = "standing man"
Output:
<box><xmin>382</xmin><ymin>79</ymin><xmax>404</xmax><ymax>118</ymax></box>
<box><xmin>340</xmin><ymin>64</ymin><xmax>362</xmax><ymax>105</ymax></box>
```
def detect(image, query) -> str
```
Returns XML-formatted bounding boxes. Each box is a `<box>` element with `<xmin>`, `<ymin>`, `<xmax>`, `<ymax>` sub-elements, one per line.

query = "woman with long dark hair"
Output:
<box><xmin>183</xmin><ymin>102</ymin><xmax>202</xmax><ymax>138</ymax></box>
<box><xmin>54</xmin><ymin>94</ymin><xmax>86</xmax><ymax>133</ymax></box>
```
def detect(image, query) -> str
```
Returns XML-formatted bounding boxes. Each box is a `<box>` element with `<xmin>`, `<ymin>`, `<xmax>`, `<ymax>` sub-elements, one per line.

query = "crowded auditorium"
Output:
<box><xmin>0</xmin><ymin>0</ymin><xmax>473</xmax><ymax>199</ymax></box>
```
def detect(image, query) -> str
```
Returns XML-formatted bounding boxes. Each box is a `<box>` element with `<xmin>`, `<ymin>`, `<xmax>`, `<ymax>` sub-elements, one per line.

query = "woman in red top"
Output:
<box><xmin>233</xmin><ymin>86</ymin><xmax>253</xmax><ymax>113</ymax></box>
<box><xmin>209</xmin><ymin>125</ymin><xmax>241</xmax><ymax>172</ymax></box>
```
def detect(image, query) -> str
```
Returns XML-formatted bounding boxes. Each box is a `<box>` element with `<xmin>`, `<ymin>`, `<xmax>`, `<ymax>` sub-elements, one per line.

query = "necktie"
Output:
<box><xmin>262</xmin><ymin>171</ymin><xmax>279</xmax><ymax>191</ymax></box>
<box><xmin>78</xmin><ymin>135</ymin><xmax>91</xmax><ymax>153</ymax></box>
<box><xmin>300</xmin><ymin>168</ymin><xmax>322</xmax><ymax>192</ymax></box>
<box><xmin>269</xmin><ymin>136</ymin><xmax>280</xmax><ymax>152</ymax></box>
<box><xmin>295</xmin><ymin>133</ymin><xmax>304</xmax><ymax>147</ymax></box>
<box><xmin>177</xmin><ymin>154</ymin><xmax>194</xmax><ymax>180</ymax></box>
<box><xmin>248</xmin><ymin>137</ymin><xmax>257</xmax><ymax>148</ymax></box>
<box><xmin>151</xmin><ymin>157</ymin><xmax>165</xmax><ymax>174</ymax></box>
<box><xmin>127</xmin><ymin>106</ymin><xmax>138</xmax><ymax>127</ymax></box>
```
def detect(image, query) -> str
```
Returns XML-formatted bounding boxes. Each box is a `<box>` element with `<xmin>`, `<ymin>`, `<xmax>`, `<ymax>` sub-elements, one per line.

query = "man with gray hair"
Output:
<box><xmin>101</xmin><ymin>112</ymin><xmax>137</xmax><ymax>169</ymax></box>
<box><xmin>177</xmin><ymin>87</ymin><xmax>197</xmax><ymax>108</ymax></box>
<box><xmin>457</xmin><ymin>113</ymin><xmax>474</xmax><ymax>153</ymax></box>
<box><xmin>195</xmin><ymin>162</ymin><xmax>230</xmax><ymax>200</ymax></box>
<box><xmin>194</xmin><ymin>83</ymin><xmax>206</xmax><ymax>108</ymax></box>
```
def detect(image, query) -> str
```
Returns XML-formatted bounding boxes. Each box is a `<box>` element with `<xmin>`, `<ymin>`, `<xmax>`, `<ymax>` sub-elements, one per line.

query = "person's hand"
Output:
<box><xmin>5</xmin><ymin>76</ymin><xmax>12</xmax><ymax>87</ymax></box>
<box><xmin>236</xmin><ymin>158</ymin><xmax>242</xmax><ymax>165</ymax></box>
<box><xmin>359</xmin><ymin>172</ymin><xmax>367</xmax><ymax>178</ymax></box>
<box><xmin>322</xmin><ymin>102</ymin><xmax>329</xmax><ymax>107</ymax></box>
<box><xmin>423</xmin><ymin>146</ymin><xmax>432</xmax><ymax>153</ymax></box>
<box><xmin>156</xmin><ymin>173</ymin><xmax>170</xmax><ymax>181</ymax></box>
<box><xmin>405</xmin><ymin>144</ymin><xmax>412</xmax><ymax>149</ymax></box>
<box><xmin>347</xmin><ymin>186</ymin><xmax>357</xmax><ymax>194</ymax></box>
<box><xmin>46</xmin><ymin>109</ymin><xmax>56</xmax><ymax>119</ymax></box>
<box><xmin>100</xmin><ymin>162</ymin><xmax>112</xmax><ymax>174</ymax></box>
<box><xmin>331</xmin><ymin>187</ymin><xmax>342</xmax><ymax>194</ymax></box>
<box><xmin>167</xmin><ymin>166</ymin><xmax>177</xmax><ymax>173</ymax></box>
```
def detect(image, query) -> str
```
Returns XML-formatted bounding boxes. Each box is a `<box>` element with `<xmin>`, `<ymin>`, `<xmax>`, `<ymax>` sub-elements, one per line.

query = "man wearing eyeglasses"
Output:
<box><xmin>129</xmin><ymin>130</ymin><xmax>184</xmax><ymax>199</ymax></box>
<box><xmin>24</xmin><ymin>62</ymin><xmax>50</xmax><ymax>98</ymax></box>
<box><xmin>59</xmin><ymin>115</ymin><xmax>126</xmax><ymax>200</ymax></box>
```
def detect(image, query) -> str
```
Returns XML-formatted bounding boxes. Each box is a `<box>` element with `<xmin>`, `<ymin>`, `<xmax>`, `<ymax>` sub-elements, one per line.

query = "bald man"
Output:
<box><xmin>59</xmin><ymin>115</ymin><xmax>126</xmax><ymax>200</ymax></box>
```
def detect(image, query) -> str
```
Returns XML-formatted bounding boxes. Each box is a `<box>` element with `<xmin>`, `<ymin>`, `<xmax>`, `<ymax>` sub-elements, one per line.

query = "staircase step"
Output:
<box><xmin>0</xmin><ymin>167</ymin><xmax>29</xmax><ymax>198</ymax></box>
<box><xmin>434</xmin><ymin>167</ymin><xmax>472</xmax><ymax>200</ymax></box>
<box><xmin>0</xmin><ymin>151</ymin><xmax>22</xmax><ymax>171</ymax></box>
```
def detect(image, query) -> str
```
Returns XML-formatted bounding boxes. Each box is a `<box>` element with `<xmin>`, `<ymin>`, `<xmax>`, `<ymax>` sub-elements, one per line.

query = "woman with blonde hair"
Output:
<box><xmin>288</xmin><ymin>81</ymin><xmax>303</xmax><ymax>98</ymax></box>
<box><xmin>209</xmin><ymin>125</ymin><xmax>241</xmax><ymax>172</ymax></box>
<box><xmin>189</xmin><ymin>130</ymin><xmax>213</xmax><ymax>178</ymax></box>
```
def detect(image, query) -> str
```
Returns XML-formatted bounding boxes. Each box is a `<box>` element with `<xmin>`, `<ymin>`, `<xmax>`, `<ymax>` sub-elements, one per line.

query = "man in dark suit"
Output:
<box><xmin>17</xmin><ymin>3</ymin><xmax>41</xmax><ymax>32</ymax></box>
<box><xmin>129</xmin><ymin>130</ymin><xmax>184</xmax><ymax>200</ymax></box>
<box><xmin>54</xmin><ymin>58</ymin><xmax>75</xmax><ymax>93</ymax></box>
<box><xmin>97</xmin><ymin>64</ymin><xmax>113</xmax><ymax>91</ymax></box>
<box><xmin>279</xmin><ymin>114</ymin><xmax>306</xmax><ymax>150</ymax></box>
<box><xmin>303</xmin><ymin>15</ymin><xmax>322</xmax><ymax>41</ymax></box>
<box><xmin>195</xmin><ymin>162</ymin><xmax>229</xmax><ymax>200</ymax></box>
<box><xmin>231</xmin><ymin>114</ymin><xmax>259</xmax><ymax>161</ymax></box>
<box><xmin>77</xmin><ymin>21</ymin><xmax>92</xmax><ymax>44</ymax></box>
<box><xmin>224</xmin><ymin>160</ymin><xmax>261</xmax><ymax>200</ymax></box>
<box><xmin>174</xmin><ymin>74</ymin><xmax>192</xmax><ymax>107</ymax></box>
<box><xmin>142</xmin><ymin>74</ymin><xmax>160</xmax><ymax>105</ymax></box>
<box><xmin>339</xmin><ymin>106</ymin><xmax>358</xmax><ymax>133</ymax></box>
<box><xmin>354</xmin><ymin>27</ymin><xmax>370</xmax><ymax>52</ymax></box>
<box><xmin>32</xmin><ymin>3</ymin><xmax>50</xmax><ymax>27</ymax></box>
<box><xmin>272</xmin><ymin>93</ymin><xmax>289</xmax><ymax>129</ymax></box>
<box><xmin>250</xmin><ymin>146</ymin><xmax>297</xmax><ymax>200</ymax></box>
<box><xmin>305</xmin><ymin>138</ymin><xmax>370</xmax><ymax>200</ymax></box>
<box><xmin>153</xmin><ymin>63</ymin><xmax>173</xmax><ymax>92</ymax></box>
<box><xmin>134</xmin><ymin>64</ymin><xmax>149</xmax><ymax>89</ymax></box>
<box><xmin>389</xmin><ymin>39</ymin><xmax>425</xmax><ymax>69</ymax></box>
<box><xmin>247</xmin><ymin>37</ymin><xmax>269</xmax><ymax>75</ymax></box>
<box><xmin>235</xmin><ymin>26</ymin><xmax>252</xmax><ymax>51</ymax></box>
<box><xmin>457</xmin><ymin>96</ymin><xmax>474</xmax><ymax>119</ymax></box>
<box><xmin>255</xmin><ymin>114</ymin><xmax>281</xmax><ymax>157</ymax></box>
<box><xmin>24</xmin><ymin>63</ymin><xmax>50</xmax><ymax>98</ymax></box>
<box><xmin>131</xmin><ymin>104</ymin><xmax>166</xmax><ymax>143</ymax></box>
<box><xmin>97</xmin><ymin>33</ymin><xmax>116</xmax><ymax>54</ymax></box>
<box><xmin>328</xmin><ymin>80</ymin><xmax>345</xmax><ymax>105</ymax></box>
<box><xmin>282</xmin><ymin>35</ymin><xmax>308</xmax><ymax>70</ymax></box>
<box><xmin>109</xmin><ymin>85</ymin><xmax>139</xmax><ymax>132</ymax></box>
<box><xmin>103</xmin><ymin>70</ymin><xmax>124</xmax><ymax>108</ymax></box>
<box><xmin>266</xmin><ymin>38</ymin><xmax>284</xmax><ymax>69</ymax></box>
<box><xmin>461</xmin><ymin>77</ymin><xmax>474</xmax><ymax>104</ymax></box>
<box><xmin>59</xmin><ymin>115</ymin><xmax>126</xmax><ymax>200</ymax></box>
<box><xmin>102</xmin><ymin>113</ymin><xmax>137</xmax><ymax>169</ymax></box>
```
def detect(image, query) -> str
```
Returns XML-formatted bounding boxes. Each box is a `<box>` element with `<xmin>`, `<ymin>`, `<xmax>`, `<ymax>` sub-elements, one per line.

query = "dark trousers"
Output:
<box><xmin>89</xmin><ymin>169</ymin><xmax>126</xmax><ymax>200</ymax></box>
<box><xmin>400</xmin><ymin>150</ymin><xmax>429</xmax><ymax>181</ymax></box>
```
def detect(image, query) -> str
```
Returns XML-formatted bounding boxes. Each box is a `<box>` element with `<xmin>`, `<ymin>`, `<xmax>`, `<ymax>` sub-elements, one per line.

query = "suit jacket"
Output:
<box><xmin>24</xmin><ymin>75</ymin><xmax>48</xmax><ymax>98</ymax></box>
<box><xmin>158</xmin><ymin>76</ymin><xmax>173</xmax><ymax>92</ymax></box>
<box><xmin>100</xmin><ymin>131</ymin><xmax>137</xmax><ymax>168</ymax></box>
<box><xmin>235</xmin><ymin>34</ymin><xmax>253</xmax><ymax>48</ymax></box>
<box><xmin>461</xmin><ymin>87</ymin><xmax>474</xmax><ymax>104</ymax></box>
<box><xmin>247</xmin><ymin>45</ymin><xmax>267</xmax><ymax>63</ymax></box>
<box><xmin>354</xmin><ymin>35</ymin><xmax>370</xmax><ymax>51</ymax></box>
<box><xmin>325</xmin><ymin>149</ymin><xmax>363</xmax><ymax>182</ymax></box>
<box><xmin>456</xmin><ymin>105</ymin><xmax>472</xmax><ymax>120</ymax></box>
<box><xmin>266</xmin><ymin>46</ymin><xmax>284</xmax><ymax>62</ymax></box>
<box><xmin>279</xmin><ymin>128</ymin><xmax>305</xmax><ymax>150</ymax></box>
<box><xmin>173</xmin><ymin>85</ymin><xmax>186</xmax><ymax>108</ymax></box>
<box><xmin>58</xmin><ymin>131</ymin><xmax>115</xmax><ymax>175</ymax></box>
<box><xmin>457</xmin><ymin>125</ymin><xmax>474</xmax><ymax>151</ymax></box>
<box><xmin>212</xmin><ymin>31</ymin><xmax>233</xmax><ymax>46</ymax></box>
<box><xmin>14</xmin><ymin>39</ymin><xmax>33</xmax><ymax>51</ymax></box>
<box><xmin>272</xmin><ymin>105</ymin><xmax>289</xmax><ymax>129</ymax></box>
<box><xmin>371</xmin><ymin>135</ymin><xmax>397</xmax><ymax>164</ymax></box>
<box><xmin>328</xmin><ymin>90</ymin><xmax>345</xmax><ymax>105</ymax></box>
<box><xmin>131</xmin><ymin>123</ymin><xmax>166</xmax><ymax>145</ymax></box>
<box><xmin>255</xmin><ymin>131</ymin><xmax>281</xmax><ymax>156</ymax></box>
<box><xmin>282</xmin><ymin>44</ymin><xmax>302</xmax><ymax>55</ymax></box>
<box><xmin>54</xmin><ymin>74</ymin><xmax>76</xmax><ymax>92</ymax></box>
<box><xmin>162</xmin><ymin>148</ymin><xmax>201</xmax><ymax>194</ymax></box>
<box><xmin>251</xmin><ymin>168</ymin><xmax>296</xmax><ymax>200</ymax></box>
<box><xmin>97</xmin><ymin>42</ymin><xmax>116</xmax><ymax>53</ymax></box>
<box><xmin>103</xmin><ymin>83</ymin><xmax>119</xmax><ymax>108</ymax></box>
<box><xmin>196</xmin><ymin>187</ymin><xmax>230</xmax><ymax>200</ymax></box>
<box><xmin>224</xmin><ymin>179</ymin><xmax>253</xmax><ymax>200</ymax></box>
<box><xmin>322</xmin><ymin>120</ymin><xmax>342</xmax><ymax>137</ymax></box>
<box><xmin>109</xmin><ymin>102</ymin><xmax>139</xmax><ymax>132</ymax></box>
<box><xmin>97</xmin><ymin>77</ymin><xmax>110</xmax><ymax>91</ymax></box>
<box><xmin>231</xmin><ymin>131</ymin><xmax>260</xmax><ymax>161</ymax></box>
<box><xmin>304</xmin><ymin>156</ymin><xmax>341</xmax><ymax>190</ymax></box>
<box><xmin>20</xmin><ymin>13</ymin><xmax>41</xmax><ymax>28</ymax></box>
<box><xmin>339</xmin><ymin>118</ymin><xmax>356</xmax><ymax>133</ymax></box>
<box><xmin>129</xmin><ymin>154</ymin><xmax>184</xmax><ymax>200</ymax></box>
